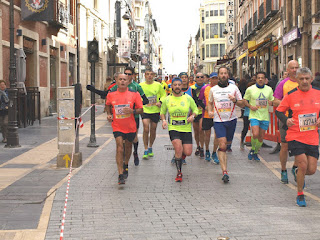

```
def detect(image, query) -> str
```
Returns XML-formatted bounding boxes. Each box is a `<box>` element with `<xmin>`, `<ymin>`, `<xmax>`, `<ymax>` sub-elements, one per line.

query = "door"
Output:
<box><xmin>50</xmin><ymin>56</ymin><xmax>57</xmax><ymax>113</ymax></box>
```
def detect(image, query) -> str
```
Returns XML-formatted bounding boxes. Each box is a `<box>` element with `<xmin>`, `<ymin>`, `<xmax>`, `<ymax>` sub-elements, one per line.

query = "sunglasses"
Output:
<box><xmin>196</xmin><ymin>76</ymin><xmax>204</xmax><ymax>78</ymax></box>
<box><xmin>124</xmin><ymin>73</ymin><xmax>132</xmax><ymax>76</ymax></box>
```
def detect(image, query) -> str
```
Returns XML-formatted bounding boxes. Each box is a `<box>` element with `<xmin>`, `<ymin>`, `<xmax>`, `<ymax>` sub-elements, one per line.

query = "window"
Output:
<box><xmin>219</xmin><ymin>23</ymin><xmax>225</xmax><ymax>38</ymax></box>
<box><xmin>202</xmin><ymin>29</ymin><xmax>205</xmax><ymax>40</ymax></box>
<box><xmin>210</xmin><ymin>44</ymin><xmax>218</xmax><ymax>57</ymax></box>
<box><xmin>219</xmin><ymin>3</ymin><xmax>225</xmax><ymax>16</ymax></box>
<box><xmin>210</xmin><ymin>23</ymin><xmax>218</xmax><ymax>38</ymax></box>
<box><xmin>220</xmin><ymin>44</ymin><xmax>225</xmax><ymax>57</ymax></box>
<box><xmin>206</xmin><ymin>45</ymin><xmax>209</xmax><ymax>58</ymax></box>
<box><xmin>206</xmin><ymin>24</ymin><xmax>209</xmax><ymax>39</ymax></box>
<box><xmin>213</xmin><ymin>4</ymin><xmax>219</xmax><ymax>16</ymax></box>
<box><xmin>201</xmin><ymin>10</ymin><xmax>205</xmax><ymax>23</ymax></box>
<box><xmin>202</xmin><ymin>47</ymin><xmax>205</xmax><ymax>60</ymax></box>
<box><xmin>206</xmin><ymin>11</ymin><xmax>209</xmax><ymax>17</ymax></box>
<box><xmin>210</xmin><ymin>10</ymin><xmax>213</xmax><ymax>16</ymax></box>
<box><xmin>135</xmin><ymin>7</ymin><xmax>140</xmax><ymax>18</ymax></box>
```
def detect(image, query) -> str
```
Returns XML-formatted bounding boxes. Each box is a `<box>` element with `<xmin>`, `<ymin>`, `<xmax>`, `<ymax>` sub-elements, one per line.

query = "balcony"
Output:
<box><xmin>240</xmin><ymin>33</ymin><xmax>243</xmax><ymax>42</ymax></box>
<box><xmin>244</xmin><ymin>24</ymin><xmax>248</xmax><ymax>39</ymax></box>
<box><xmin>49</xmin><ymin>0</ymin><xmax>72</xmax><ymax>29</ymax></box>
<box><xmin>266</xmin><ymin>0</ymin><xmax>279</xmax><ymax>19</ymax></box>
<box><xmin>253</xmin><ymin>11</ymin><xmax>258</xmax><ymax>29</ymax></box>
<box><xmin>237</xmin><ymin>32</ymin><xmax>240</xmax><ymax>44</ymax></box>
<box><xmin>258</xmin><ymin>4</ymin><xmax>265</xmax><ymax>24</ymax></box>
<box><xmin>248</xmin><ymin>18</ymin><xmax>252</xmax><ymax>34</ymax></box>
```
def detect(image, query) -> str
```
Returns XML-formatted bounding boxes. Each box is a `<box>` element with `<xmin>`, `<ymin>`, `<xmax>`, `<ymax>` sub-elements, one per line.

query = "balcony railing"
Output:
<box><xmin>266</xmin><ymin>0</ymin><xmax>279</xmax><ymax>19</ymax></box>
<box><xmin>253</xmin><ymin>11</ymin><xmax>258</xmax><ymax>29</ymax></box>
<box><xmin>258</xmin><ymin>4</ymin><xmax>265</xmax><ymax>24</ymax></box>
<box><xmin>237</xmin><ymin>32</ymin><xmax>240</xmax><ymax>44</ymax></box>
<box><xmin>49</xmin><ymin>0</ymin><xmax>72</xmax><ymax>29</ymax></box>
<box><xmin>244</xmin><ymin>24</ymin><xmax>247</xmax><ymax>39</ymax></box>
<box><xmin>248</xmin><ymin>18</ymin><xmax>252</xmax><ymax>34</ymax></box>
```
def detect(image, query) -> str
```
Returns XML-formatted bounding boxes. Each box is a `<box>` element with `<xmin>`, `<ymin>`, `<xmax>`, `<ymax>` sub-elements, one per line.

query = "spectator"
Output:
<box><xmin>311</xmin><ymin>72</ymin><xmax>320</xmax><ymax>88</ymax></box>
<box><xmin>104</xmin><ymin>76</ymin><xmax>113</xmax><ymax>91</ymax></box>
<box><xmin>0</xmin><ymin>80</ymin><xmax>9</xmax><ymax>143</ymax></box>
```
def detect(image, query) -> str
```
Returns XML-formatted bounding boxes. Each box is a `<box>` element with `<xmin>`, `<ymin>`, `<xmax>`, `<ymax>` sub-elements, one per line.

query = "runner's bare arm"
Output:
<box><xmin>273</xmin><ymin>97</ymin><xmax>281</xmax><ymax>107</ymax></box>
<box><xmin>105</xmin><ymin>105</ymin><xmax>113</xmax><ymax>122</ymax></box>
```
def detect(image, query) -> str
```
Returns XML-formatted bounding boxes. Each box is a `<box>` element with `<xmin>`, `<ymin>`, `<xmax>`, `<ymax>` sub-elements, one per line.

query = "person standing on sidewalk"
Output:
<box><xmin>0</xmin><ymin>80</ymin><xmax>9</xmax><ymax>143</ymax></box>
<box><xmin>160</xmin><ymin>78</ymin><xmax>198</xmax><ymax>182</ymax></box>
<box><xmin>243</xmin><ymin>72</ymin><xmax>274</xmax><ymax>161</ymax></box>
<box><xmin>276</xmin><ymin>67</ymin><xmax>320</xmax><ymax>207</ymax></box>
<box><xmin>198</xmin><ymin>72</ymin><xmax>219</xmax><ymax>163</ymax></box>
<box><xmin>106</xmin><ymin>74</ymin><xmax>143</xmax><ymax>185</ymax></box>
<box><xmin>140</xmin><ymin>68</ymin><xmax>166</xmax><ymax>159</ymax></box>
<box><xmin>273</xmin><ymin>60</ymin><xmax>299</xmax><ymax>184</ymax></box>
<box><xmin>208</xmin><ymin>67</ymin><xmax>244</xmax><ymax>183</ymax></box>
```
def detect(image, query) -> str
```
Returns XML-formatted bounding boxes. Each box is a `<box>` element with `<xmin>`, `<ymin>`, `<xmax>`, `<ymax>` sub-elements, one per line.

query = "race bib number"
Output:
<box><xmin>256</xmin><ymin>99</ymin><xmax>267</xmax><ymax>108</ymax></box>
<box><xmin>147</xmin><ymin>95</ymin><xmax>157</xmax><ymax>106</ymax></box>
<box><xmin>298</xmin><ymin>113</ymin><xmax>317</xmax><ymax>132</ymax></box>
<box><xmin>172</xmin><ymin>120</ymin><xmax>186</xmax><ymax>125</ymax></box>
<box><xmin>114</xmin><ymin>104</ymin><xmax>130</xmax><ymax>119</ymax></box>
<box><xmin>217</xmin><ymin>100</ymin><xmax>232</xmax><ymax>113</ymax></box>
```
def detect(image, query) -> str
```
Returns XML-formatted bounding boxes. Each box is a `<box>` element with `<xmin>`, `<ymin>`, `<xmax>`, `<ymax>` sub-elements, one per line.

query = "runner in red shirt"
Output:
<box><xmin>276</xmin><ymin>67</ymin><xmax>320</xmax><ymax>207</ymax></box>
<box><xmin>106</xmin><ymin>73</ymin><xmax>143</xmax><ymax>185</ymax></box>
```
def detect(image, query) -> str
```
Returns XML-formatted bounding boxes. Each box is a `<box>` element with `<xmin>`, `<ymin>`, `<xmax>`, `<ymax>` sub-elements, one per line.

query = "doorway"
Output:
<box><xmin>50</xmin><ymin>56</ymin><xmax>57</xmax><ymax>113</ymax></box>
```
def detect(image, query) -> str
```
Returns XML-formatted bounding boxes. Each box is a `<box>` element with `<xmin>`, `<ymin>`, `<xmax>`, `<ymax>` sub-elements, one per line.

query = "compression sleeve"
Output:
<box><xmin>142</xmin><ymin>95</ymin><xmax>149</xmax><ymax>105</ymax></box>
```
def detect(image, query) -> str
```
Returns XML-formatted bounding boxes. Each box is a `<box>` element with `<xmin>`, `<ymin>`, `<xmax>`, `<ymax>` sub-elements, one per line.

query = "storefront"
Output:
<box><xmin>282</xmin><ymin>27</ymin><xmax>301</xmax><ymax>65</ymax></box>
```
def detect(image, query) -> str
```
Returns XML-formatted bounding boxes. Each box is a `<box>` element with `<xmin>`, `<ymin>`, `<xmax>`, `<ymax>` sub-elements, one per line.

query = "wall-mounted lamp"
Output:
<box><xmin>122</xmin><ymin>12</ymin><xmax>130</xmax><ymax>21</ymax></box>
<box><xmin>41</xmin><ymin>39</ymin><xmax>47</xmax><ymax>46</ymax></box>
<box><xmin>60</xmin><ymin>46</ymin><xmax>64</xmax><ymax>51</ymax></box>
<box><xmin>16</xmin><ymin>29</ymin><xmax>22</xmax><ymax>36</ymax></box>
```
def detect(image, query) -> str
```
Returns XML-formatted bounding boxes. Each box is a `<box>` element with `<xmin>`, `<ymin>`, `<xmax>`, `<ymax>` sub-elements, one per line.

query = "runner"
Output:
<box><xmin>275</xmin><ymin>67</ymin><xmax>320</xmax><ymax>207</ymax></box>
<box><xmin>203</xmin><ymin>74</ymin><xmax>209</xmax><ymax>85</ymax></box>
<box><xmin>160</xmin><ymin>78</ymin><xmax>198</xmax><ymax>182</ymax></box>
<box><xmin>140</xmin><ymin>68</ymin><xmax>166</xmax><ymax>159</ymax></box>
<box><xmin>105</xmin><ymin>73</ymin><xmax>143</xmax><ymax>184</ymax></box>
<box><xmin>198</xmin><ymin>72</ymin><xmax>219</xmax><ymax>163</ymax></box>
<box><xmin>273</xmin><ymin>60</ymin><xmax>299</xmax><ymax>184</ymax></box>
<box><xmin>243</xmin><ymin>72</ymin><xmax>274</xmax><ymax>161</ymax></box>
<box><xmin>191</xmin><ymin>72</ymin><xmax>206</xmax><ymax>158</ymax></box>
<box><xmin>189</xmin><ymin>74</ymin><xmax>195</xmax><ymax>86</ymax></box>
<box><xmin>208</xmin><ymin>66</ymin><xmax>244</xmax><ymax>183</ymax></box>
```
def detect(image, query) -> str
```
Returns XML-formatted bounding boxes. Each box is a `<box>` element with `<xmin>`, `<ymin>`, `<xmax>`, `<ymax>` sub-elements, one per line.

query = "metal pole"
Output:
<box><xmin>87</xmin><ymin>62</ymin><xmax>98</xmax><ymax>147</ymax></box>
<box><xmin>6</xmin><ymin>0</ymin><xmax>20</xmax><ymax>148</ymax></box>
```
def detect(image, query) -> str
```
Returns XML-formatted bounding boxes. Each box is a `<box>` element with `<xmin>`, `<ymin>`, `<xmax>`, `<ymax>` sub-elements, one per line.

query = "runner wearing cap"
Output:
<box><xmin>243</xmin><ymin>71</ymin><xmax>274</xmax><ymax>161</ymax></box>
<box><xmin>140</xmin><ymin>69</ymin><xmax>166</xmax><ymax>159</ymax></box>
<box><xmin>106</xmin><ymin>73</ymin><xmax>143</xmax><ymax>184</ymax></box>
<box><xmin>208</xmin><ymin>67</ymin><xmax>244</xmax><ymax>183</ymax></box>
<box><xmin>273</xmin><ymin>60</ymin><xmax>299</xmax><ymax>184</ymax></box>
<box><xmin>198</xmin><ymin>72</ymin><xmax>219</xmax><ymax>163</ymax></box>
<box><xmin>160</xmin><ymin>77</ymin><xmax>198</xmax><ymax>182</ymax></box>
<box><xmin>276</xmin><ymin>67</ymin><xmax>320</xmax><ymax>207</ymax></box>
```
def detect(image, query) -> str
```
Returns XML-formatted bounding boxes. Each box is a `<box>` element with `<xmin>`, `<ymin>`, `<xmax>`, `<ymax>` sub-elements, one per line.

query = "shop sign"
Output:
<box><xmin>273</xmin><ymin>42</ymin><xmax>279</xmax><ymax>55</ymax></box>
<box><xmin>312</xmin><ymin>23</ymin><xmax>320</xmax><ymax>50</ymax></box>
<box><xmin>226</xmin><ymin>0</ymin><xmax>235</xmax><ymax>46</ymax></box>
<box><xmin>283</xmin><ymin>27</ymin><xmax>300</xmax><ymax>46</ymax></box>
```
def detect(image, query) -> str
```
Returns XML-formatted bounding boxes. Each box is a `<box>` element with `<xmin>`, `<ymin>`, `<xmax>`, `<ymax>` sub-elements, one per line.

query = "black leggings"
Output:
<box><xmin>241</xmin><ymin>116</ymin><xmax>250</xmax><ymax>142</ymax></box>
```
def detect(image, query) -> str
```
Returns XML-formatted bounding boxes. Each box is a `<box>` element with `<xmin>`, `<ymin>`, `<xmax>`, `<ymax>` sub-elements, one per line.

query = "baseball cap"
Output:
<box><xmin>178</xmin><ymin>72</ymin><xmax>188</xmax><ymax>77</ymax></box>
<box><xmin>172</xmin><ymin>77</ymin><xmax>182</xmax><ymax>83</ymax></box>
<box><xmin>209</xmin><ymin>72</ymin><xmax>218</xmax><ymax>78</ymax></box>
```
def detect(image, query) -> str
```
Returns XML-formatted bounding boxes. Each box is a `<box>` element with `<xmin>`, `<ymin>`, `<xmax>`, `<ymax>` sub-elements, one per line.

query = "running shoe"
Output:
<box><xmin>123</xmin><ymin>164</ymin><xmax>128</xmax><ymax>179</ymax></box>
<box><xmin>205</xmin><ymin>150</ymin><xmax>211</xmax><ymax>161</ymax></box>
<box><xmin>253</xmin><ymin>153</ymin><xmax>260</xmax><ymax>161</ymax></box>
<box><xmin>296</xmin><ymin>194</ymin><xmax>306</xmax><ymax>207</ymax></box>
<box><xmin>175</xmin><ymin>172</ymin><xmax>183</xmax><ymax>182</ymax></box>
<box><xmin>240</xmin><ymin>141</ymin><xmax>245</xmax><ymax>150</ymax></box>
<box><xmin>182</xmin><ymin>159</ymin><xmax>187</xmax><ymax>165</ymax></box>
<box><xmin>199</xmin><ymin>148</ymin><xmax>204</xmax><ymax>158</ymax></box>
<box><xmin>148</xmin><ymin>148</ymin><xmax>154</xmax><ymax>157</ymax></box>
<box><xmin>195</xmin><ymin>146</ymin><xmax>200</xmax><ymax>156</ymax></box>
<box><xmin>118</xmin><ymin>174</ymin><xmax>125</xmax><ymax>185</ymax></box>
<box><xmin>143</xmin><ymin>150</ymin><xmax>149</xmax><ymax>160</ymax></box>
<box><xmin>226</xmin><ymin>145</ymin><xmax>232</xmax><ymax>152</ymax></box>
<box><xmin>222</xmin><ymin>174</ymin><xmax>229</xmax><ymax>183</ymax></box>
<box><xmin>292</xmin><ymin>167</ymin><xmax>297</xmax><ymax>182</ymax></box>
<box><xmin>134</xmin><ymin>152</ymin><xmax>139</xmax><ymax>166</ymax></box>
<box><xmin>212</xmin><ymin>152</ymin><xmax>220</xmax><ymax>165</ymax></box>
<box><xmin>281</xmin><ymin>170</ymin><xmax>288</xmax><ymax>184</ymax></box>
<box><xmin>248</xmin><ymin>150</ymin><xmax>254</xmax><ymax>160</ymax></box>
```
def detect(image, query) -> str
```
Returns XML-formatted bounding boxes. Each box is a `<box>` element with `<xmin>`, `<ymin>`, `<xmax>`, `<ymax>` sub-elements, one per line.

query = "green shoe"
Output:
<box><xmin>148</xmin><ymin>148</ymin><xmax>154</xmax><ymax>157</ymax></box>
<box><xmin>143</xmin><ymin>150</ymin><xmax>149</xmax><ymax>159</ymax></box>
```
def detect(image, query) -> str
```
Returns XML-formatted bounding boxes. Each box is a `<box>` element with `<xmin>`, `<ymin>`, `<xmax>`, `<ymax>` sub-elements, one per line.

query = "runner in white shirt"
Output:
<box><xmin>208</xmin><ymin>67</ymin><xmax>244</xmax><ymax>183</ymax></box>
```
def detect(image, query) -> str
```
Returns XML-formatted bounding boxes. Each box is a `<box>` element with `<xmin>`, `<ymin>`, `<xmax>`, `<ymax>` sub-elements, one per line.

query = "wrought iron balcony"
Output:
<box><xmin>244</xmin><ymin>24</ymin><xmax>247</xmax><ymax>39</ymax></box>
<box><xmin>266</xmin><ymin>0</ymin><xmax>279</xmax><ymax>19</ymax></box>
<box><xmin>258</xmin><ymin>4</ymin><xmax>265</xmax><ymax>24</ymax></box>
<box><xmin>248</xmin><ymin>18</ymin><xmax>252</xmax><ymax>34</ymax></box>
<box><xmin>253</xmin><ymin>11</ymin><xmax>258</xmax><ymax>29</ymax></box>
<box><xmin>49</xmin><ymin>0</ymin><xmax>72</xmax><ymax>29</ymax></box>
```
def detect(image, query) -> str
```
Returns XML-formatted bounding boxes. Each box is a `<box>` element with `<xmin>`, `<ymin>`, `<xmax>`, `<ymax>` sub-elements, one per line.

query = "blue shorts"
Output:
<box><xmin>213</xmin><ymin>119</ymin><xmax>237</xmax><ymax>142</ymax></box>
<box><xmin>250</xmin><ymin>119</ymin><xmax>269</xmax><ymax>131</ymax></box>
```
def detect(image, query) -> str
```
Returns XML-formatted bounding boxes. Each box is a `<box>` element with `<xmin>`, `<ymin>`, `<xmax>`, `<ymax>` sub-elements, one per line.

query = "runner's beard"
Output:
<box><xmin>218</xmin><ymin>79</ymin><xmax>228</xmax><ymax>88</ymax></box>
<box><xmin>172</xmin><ymin>88</ymin><xmax>181</xmax><ymax>95</ymax></box>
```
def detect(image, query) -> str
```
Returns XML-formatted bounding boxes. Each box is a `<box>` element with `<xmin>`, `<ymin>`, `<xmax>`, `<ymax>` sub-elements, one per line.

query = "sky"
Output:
<box><xmin>149</xmin><ymin>0</ymin><xmax>201</xmax><ymax>75</ymax></box>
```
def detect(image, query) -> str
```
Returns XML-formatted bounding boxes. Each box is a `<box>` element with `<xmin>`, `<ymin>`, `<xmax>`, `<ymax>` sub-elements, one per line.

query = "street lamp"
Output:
<box><xmin>6</xmin><ymin>0</ymin><xmax>20</xmax><ymax>148</ymax></box>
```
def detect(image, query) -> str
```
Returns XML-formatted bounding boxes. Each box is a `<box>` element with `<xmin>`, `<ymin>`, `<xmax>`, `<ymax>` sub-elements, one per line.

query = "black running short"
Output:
<box><xmin>193</xmin><ymin>115</ymin><xmax>202</xmax><ymax>123</ymax></box>
<box><xmin>202</xmin><ymin>118</ymin><xmax>214</xmax><ymax>130</ymax></box>
<box><xmin>113</xmin><ymin>132</ymin><xmax>136</xmax><ymax>142</ymax></box>
<box><xmin>141</xmin><ymin>113</ymin><xmax>160</xmax><ymax>123</ymax></box>
<box><xmin>288</xmin><ymin>140</ymin><xmax>319</xmax><ymax>159</ymax></box>
<box><xmin>135</xmin><ymin>117</ymin><xmax>140</xmax><ymax>129</ymax></box>
<box><xmin>169</xmin><ymin>130</ymin><xmax>192</xmax><ymax>144</ymax></box>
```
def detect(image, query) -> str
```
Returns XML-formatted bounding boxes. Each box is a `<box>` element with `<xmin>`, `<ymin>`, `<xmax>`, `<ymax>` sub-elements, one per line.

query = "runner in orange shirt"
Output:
<box><xmin>276</xmin><ymin>67</ymin><xmax>320</xmax><ymax>207</ymax></box>
<box><xmin>106</xmin><ymin>73</ymin><xmax>143</xmax><ymax>185</ymax></box>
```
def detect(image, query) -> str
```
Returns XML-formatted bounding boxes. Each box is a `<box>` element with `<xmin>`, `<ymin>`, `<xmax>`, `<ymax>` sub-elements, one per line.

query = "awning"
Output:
<box><xmin>216</xmin><ymin>57</ymin><xmax>236</xmax><ymax>65</ymax></box>
<box><xmin>237</xmin><ymin>52</ymin><xmax>247</xmax><ymax>61</ymax></box>
<box><xmin>248</xmin><ymin>38</ymin><xmax>272</xmax><ymax>53</ymax></box>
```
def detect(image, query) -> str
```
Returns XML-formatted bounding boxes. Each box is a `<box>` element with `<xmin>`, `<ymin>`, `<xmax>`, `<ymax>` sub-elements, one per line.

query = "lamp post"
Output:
<box><xmin>6</xmin><ymin>0</ymin><xmax>20</xmax><ymax>148</ymax></box>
